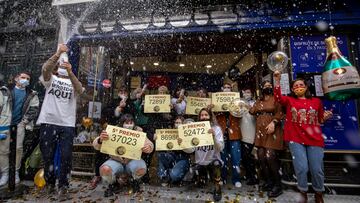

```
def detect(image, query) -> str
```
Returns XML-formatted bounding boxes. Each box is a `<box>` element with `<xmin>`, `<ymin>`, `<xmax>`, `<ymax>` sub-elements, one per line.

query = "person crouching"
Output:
<box><xmin>93</xmin><ymin>114</ymin><xmax>154</xmax><ymax>197</ymax></box>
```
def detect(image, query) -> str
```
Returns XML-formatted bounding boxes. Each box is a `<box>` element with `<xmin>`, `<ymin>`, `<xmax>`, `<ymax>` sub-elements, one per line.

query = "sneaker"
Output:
<box><xmin>160</xmin><ymin>176</ymin><xmax>169</xmax><ymax>187</ymax></box>
<box><xmin>0</xmin><ymin>171</ymin><xmax>9</xmax><ymax>187</ymax></box>
<box><xmin>58</xmin><ymin>186</ymin><xmax>70</xmax><ymax>202</ymax></box>
<box><xmin>104</xmin><ymin>183</ymin><xmax>121</xmax><ymax>197</ymax></box>
<box><xmin>213</xmin><ymin>186</ymin><xmax>222</xmax><ymax>202</ymax></box>
<box><xmin>89</xmin><ymin>176</ymin><xmax>101</xmax><ymax>190</ymax></box>
<box><xmin>267</xmin><ymin>185</ymin><xmax>283</xmax><ymax>198</ymax></box>
<box><xmin>234</xmin><ymin>182</ymin><xmax>242</xmax><ymax>188</ymax></box>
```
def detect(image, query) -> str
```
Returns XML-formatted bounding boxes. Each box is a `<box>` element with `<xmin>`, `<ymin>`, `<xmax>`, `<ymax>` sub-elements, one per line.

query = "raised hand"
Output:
<box><xmin>99</xmin><ymin>130</ymin><xmax>109</xmax><ymax>141</ymax></box>
<box><xmin>56</xmin><ymin>44</ymin><xmax>68</xmax><ymax>56</ymax></box>
<box><xmin>323</xmin><ymin>110</ymin><xmax>333</xmax><ymax>121</ymax></box>
<box><xmin>273</xmin><ymin>71</ymin><xmax>281</xmax><ymax>83</ymax></box>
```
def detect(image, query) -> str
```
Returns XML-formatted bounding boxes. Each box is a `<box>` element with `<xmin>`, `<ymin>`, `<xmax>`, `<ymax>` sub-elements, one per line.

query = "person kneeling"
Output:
<box><xmin>180</xmin><ymin>108</ymin><xmax>224</xmax><ymax>202</ymax></box>
<box><xmin>93</xmin><ymin>114</ymin><xmax>154</xmax><ymax>197</ymax></box>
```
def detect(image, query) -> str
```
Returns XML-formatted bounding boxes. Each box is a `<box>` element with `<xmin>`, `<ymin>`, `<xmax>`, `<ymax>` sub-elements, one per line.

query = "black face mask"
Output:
<box><xmin>262</xmin><ymin>87</ymin><xmax>273</xmax><ymax>95</ymax></box>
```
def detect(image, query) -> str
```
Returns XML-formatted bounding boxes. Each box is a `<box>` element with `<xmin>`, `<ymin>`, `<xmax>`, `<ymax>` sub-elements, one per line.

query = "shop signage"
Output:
<box><xmin>88</xmin><ymin>101</ymin><xmax>101</xmax><ymax>119</ymax></box>
<box><xmin>290</xmin><ymin>35</ymin><xmax>348</xmax><ymax>74</ymax></box>
<box><xmin>102</xmin><ymin>79</ymin><xmax>111</xmax><ymax>88</ymax></box>
<box><xmin>290</xmin><ymin>35</ymin><xmax>360</xmax><ymax>151</ymax></box>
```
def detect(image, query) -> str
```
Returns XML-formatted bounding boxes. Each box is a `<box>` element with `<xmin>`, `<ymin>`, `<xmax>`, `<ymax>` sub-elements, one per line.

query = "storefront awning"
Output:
<box><xmin>71</xmin><ymin>11</ymin><xmax>360</xmax><ymax>42</ymax></box>
<box><xmin>52</xmin><ymin>0</ymin><xmax>99</xmax><ymax>6</ymax></box>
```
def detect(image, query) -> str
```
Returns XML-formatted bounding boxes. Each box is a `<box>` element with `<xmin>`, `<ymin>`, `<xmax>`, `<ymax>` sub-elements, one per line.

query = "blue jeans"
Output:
<box><xmin>39</xmin><ymin>124</ymin><xmax>75</xmax><ymax>188</ymax></box>
<box><xmin>289</xmin><ymin>142</ymin><xmax>324</xmax><ymax>192</ymax></box>
<box><xmin>102</xmin><ymin>158</ymin><xmax>147</xmax><ymax>180</ymax></box>
<box><xmin>221</xmin><ymin>140</ymin><xmax>241</xmax><ymax>184</ymax></box>
<box><xmin>157</xmin><ymin>152</ymin><xmax>190</xmax><ymax>183</ymax></box>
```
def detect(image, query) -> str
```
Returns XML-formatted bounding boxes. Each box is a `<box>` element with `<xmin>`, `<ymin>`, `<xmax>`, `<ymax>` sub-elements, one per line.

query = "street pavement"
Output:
<box><xmin>5</xmin><ymin>179</ymin><xmax>360</xmax><ymax>203</ymax></box>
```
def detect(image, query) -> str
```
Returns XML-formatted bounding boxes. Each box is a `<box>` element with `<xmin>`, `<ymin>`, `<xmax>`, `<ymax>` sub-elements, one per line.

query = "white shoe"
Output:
<box><xmin>235</xmin><ymin>181</ymin><xmax>242</xmax><ymax>188</ymax></box>
<box><xmin>15</xmin><ymin>171</ymin><xmax>20</xmax><ymax>184</ymax></box>
<box><xmin>0</xmin><ymin>171</ymin><xmax>9</xmax><ymax>187</ymax></box>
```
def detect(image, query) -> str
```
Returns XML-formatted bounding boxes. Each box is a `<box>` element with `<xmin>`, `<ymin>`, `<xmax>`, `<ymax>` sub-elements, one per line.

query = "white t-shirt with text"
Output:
<box><xmin>36</xmin><ymin>75</ymin><xmax>77</xmax><ymax>127</ymax></box>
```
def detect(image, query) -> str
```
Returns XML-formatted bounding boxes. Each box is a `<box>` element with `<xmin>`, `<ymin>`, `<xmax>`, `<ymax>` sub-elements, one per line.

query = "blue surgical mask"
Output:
<box><xmin>19</xmin><ymin>79</ymin><xmax>29</xmax><ymax>87</ymax></box>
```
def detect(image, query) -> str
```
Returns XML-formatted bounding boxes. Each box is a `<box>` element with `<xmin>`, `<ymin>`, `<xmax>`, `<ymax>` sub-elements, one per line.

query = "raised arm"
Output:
<box><xmin>42</xmin><ymin>44</ymin><xmax>68</xmax><ymax>81</ymax></box>
<box><xmin>273</xmin><ymin>71</ymin><xmax>289</xmax><ymax>106</ymax></box>
<box><xmin>62</xmin><ymin>62</ymin><xmax>84</xmax><ymax>95</ymax></box>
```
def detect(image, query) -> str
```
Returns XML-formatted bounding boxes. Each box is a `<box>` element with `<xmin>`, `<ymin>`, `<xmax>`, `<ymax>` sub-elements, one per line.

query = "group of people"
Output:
<box><xmin>0</xmin><ymin>43</ymin><xmax>333</xmax><ymax>203</ymax></box>
<box><xmin>89</xmin><ymin>72</ymin><xmax>332</xmax><ymax>203</ymax></box>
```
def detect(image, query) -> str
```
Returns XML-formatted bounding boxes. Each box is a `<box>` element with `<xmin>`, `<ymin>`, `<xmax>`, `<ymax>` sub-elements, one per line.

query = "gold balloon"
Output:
<box><xmin>267</xmin><ymin>51</ymin><xmax>289</xmax><ymax>72</ymax></box>
<box><xmin>228</xmin><ymin>98</ymin><xmax>249</xmax><ymax>118</ymax></box>
<box><xmin>34</xmin><ymin>168</ymin><xmax>46</xmax><ymax>189</ymax></box>
<box><xmin>274</xmin><ymin>53</ymin><xmax>284</xmax><ymax>62</ymax></box>
<box><xmin>82</xmin><ymin>117</ymin><xmax>93</xmax><ymax>129</ymax></box>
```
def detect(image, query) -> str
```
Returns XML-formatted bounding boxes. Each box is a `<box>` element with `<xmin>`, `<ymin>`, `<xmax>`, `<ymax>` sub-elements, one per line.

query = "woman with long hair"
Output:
<box><xmin>273</xmin><ymin>71</ymin><xmax>332</xmax><ymax>203</ymax></box>
<box><xmin>249</xmin><ymin>80</ymin><xmax>284</xmax><ymax>198</ymax></box>
<box><xmin>180</xmin><ymin>108</ymin><xmax>224</xmax><ymax>202</ymax></box>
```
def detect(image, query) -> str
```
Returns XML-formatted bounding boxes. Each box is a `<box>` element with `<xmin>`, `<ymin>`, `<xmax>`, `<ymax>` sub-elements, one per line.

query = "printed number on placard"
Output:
<box><xmin>110</xmin><ymin>134</ymin><xmax>137</xmax><ymax>146</ymax></box>
<box><xmin>184</xmin><ymin>128</ymin><xmax>206</xmax><ymax>137</ymax></box>
<box><xmin>190</xmin><ymin>101</ymin><xmax>205</xmax><ymax>107</ymax></box>
<box><xmin>150</xmin><ymin>99</ymin><xmax>165</xmax><ymax>104</ymax></box>
<box><xmin>161</xmin><ymin>134</ymin><xmax>178</xmax><ymax>140</ymax></box>
<box><xmin>216</xmin><ymin>97</ymin><xmax>233</xmax><ymax>103</ymax></box>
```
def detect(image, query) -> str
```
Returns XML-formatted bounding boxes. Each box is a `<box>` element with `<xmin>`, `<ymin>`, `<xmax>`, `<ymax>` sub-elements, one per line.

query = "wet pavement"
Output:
<box><xmin>4</xmin><ymin>179</ymin><xmax>360</xmax><ymax>203</ymax></box>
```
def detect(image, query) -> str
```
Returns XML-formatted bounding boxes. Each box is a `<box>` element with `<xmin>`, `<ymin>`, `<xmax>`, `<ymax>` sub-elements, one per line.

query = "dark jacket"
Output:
<box><xmin>9</xmin><ymin>85</ymin><xmax>40</xmax><ymax>126</ymax></box>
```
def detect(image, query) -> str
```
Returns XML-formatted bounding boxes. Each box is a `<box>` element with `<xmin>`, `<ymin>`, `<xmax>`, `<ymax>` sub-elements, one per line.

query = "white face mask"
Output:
<box><xmin>174</xmin><ymin>124</ymin><xmax>180</xmax><ymax>128</ymax></box>
<box><xmin>57</xmin><ymin>68</ymin><xmax>68</xmax><ymax>76</ymax></box>
<box><xmin>223</xmin><ymin>88</ymin><xmax>231</xmax><ymax>92</ymax></box>
<box><xmin>243</xmin><ymin>93</ymin><xmax>252</xmax><ymax>100</ymax></box>
<box><xmin>119</xmin><ymin>94</ymin><xmax>127</xmax><ymax>100</ymax></box>
<box><xmin>123</xmin><ymin>124</ymin><xmax>134</xmax><ymax>130</ymax></box>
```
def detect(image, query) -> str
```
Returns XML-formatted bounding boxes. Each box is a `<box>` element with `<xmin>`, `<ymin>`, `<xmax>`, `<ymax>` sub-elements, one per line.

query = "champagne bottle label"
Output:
<box><xmin>59</xmin><ymin>52</ymin><xmax>69</xmax><ymax>66</ymax></box>
<box><xmin>322</xmin><ymin>36</ymin><xmax>360</xmax><ymax>100</ymax></box>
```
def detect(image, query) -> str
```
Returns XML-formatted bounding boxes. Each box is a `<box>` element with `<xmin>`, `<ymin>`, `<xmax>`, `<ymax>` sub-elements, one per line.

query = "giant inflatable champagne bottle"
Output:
<box><xmin>322</xmin><ymin>36</ymin><xmax>360</xmax><ymax>100</ymax></box>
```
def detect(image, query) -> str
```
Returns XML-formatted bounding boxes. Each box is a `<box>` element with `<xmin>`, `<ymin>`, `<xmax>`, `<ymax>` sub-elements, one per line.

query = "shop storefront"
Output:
<box><xmin>54</xmin><ymin>0</ymin><xmax>360</xmax><ymax>186</ymax></box>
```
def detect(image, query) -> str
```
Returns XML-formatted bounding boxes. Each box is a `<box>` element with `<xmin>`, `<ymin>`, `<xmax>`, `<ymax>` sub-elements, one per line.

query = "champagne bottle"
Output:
<box><xmin>59</xmin><ymin>52</ymin><xmax>69</xmax><ymax>66</ymax></box>
<box><xmin>322</xmin><ymin>36</ymin><xmax>360</xmax><ymax>100</ymax></box>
